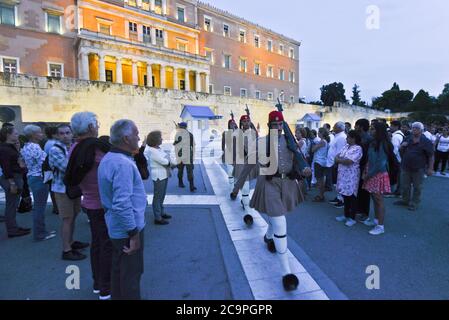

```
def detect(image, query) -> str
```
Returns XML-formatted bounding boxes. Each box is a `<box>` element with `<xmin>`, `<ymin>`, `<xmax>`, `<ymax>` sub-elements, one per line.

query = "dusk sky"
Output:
<box><xmin>207</xmin><ymin>0</ymin><xmax>449</xmax><ymax>104</ymax></box>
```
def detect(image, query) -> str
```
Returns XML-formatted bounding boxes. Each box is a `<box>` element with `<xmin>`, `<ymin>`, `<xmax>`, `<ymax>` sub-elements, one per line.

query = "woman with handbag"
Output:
<box><xmin>21</xmin><ymin>125</ymin><xmax>56</xmax><ymax>241</ymax></box>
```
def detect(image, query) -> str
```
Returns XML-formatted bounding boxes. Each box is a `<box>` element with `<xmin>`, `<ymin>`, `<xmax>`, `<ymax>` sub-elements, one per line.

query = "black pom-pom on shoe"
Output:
<box><xmin>263</xmin><ymin>235</ymin><xmax>276</xmax><ymax>253</ymax></box>
<box><xmin>230</xmin><ymin>192</ymin><xmax>237</xmax><ymax>200</ymax></box>
<box><xmin>282</xmin><ymin>274</ymin><xmax>299</xmax><ymax>291</ymax></box>
<box><xmin>243</xmin><ymin>214</ymin><xmax>253</xmax><ymax>226</ymax></box>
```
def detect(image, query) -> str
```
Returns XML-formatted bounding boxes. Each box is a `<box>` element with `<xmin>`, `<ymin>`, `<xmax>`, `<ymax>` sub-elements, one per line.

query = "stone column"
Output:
<box><xmin>173</xmin><ymin>67</ymin><xmax>179</xmax><ymax>90</ymax></box>
<box><xmin>195</xmin><ymin>71</ymin><xmax>201</xmax><ymax>93</ymax></box>
<box><xmin>184</xmin><ymin>69</ymin><xmax>190</xmax><ymax>91</ymax></box>
<box><xmin>80</xmin><ymin>52</ymin><xmax>89</xmax><ymax>80</ymax></box>
<box><xmin>160</xmin><ymin>65</ymin><xmax>166</xmax><ymax>88</ymax></box>
<box><xmin>116</xmin><ymin>57</ymin><xmax>123</xmax><ymax>84</ymax></box>
<box><xmin>146</xmin><ymin>63</ymin><xmax>153</xmax><ymax>87</ymax></box>
<box><xmin>205</xmin><ymin>72</ymin><xmax>210</xmax><ymax>93</ymax></box>
<box><xmin>98</xmin><ymin>53</ymin><xmax>106</xmax><ymax>82</ymax></box>
<box><xmin>132</xmin><ymin>60</ymin><xmax>138</xmax><ymax>85</ymax></box>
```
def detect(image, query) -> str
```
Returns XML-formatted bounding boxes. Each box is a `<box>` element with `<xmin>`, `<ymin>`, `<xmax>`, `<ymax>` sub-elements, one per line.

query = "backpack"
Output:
<box><xmin>383</xmin><ymin>142</ymin><xmax>400</xmax><ymax>185</ymax></box>
<box><xmin>42</xmin><ymin>144</ymin><xmax>66</xmax><ymax>185</ymax></box>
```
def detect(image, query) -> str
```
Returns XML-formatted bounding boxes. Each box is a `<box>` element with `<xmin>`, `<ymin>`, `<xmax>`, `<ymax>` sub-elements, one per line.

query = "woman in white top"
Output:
<box><xmin>434</xmin><ymin>127</ymin><xmax>449</xmax><ymax>175</ymax></box>
<box><xmin>145</xmin><ymin>131</ymin><xmax>174</xmax><ymax>225</ymax></box>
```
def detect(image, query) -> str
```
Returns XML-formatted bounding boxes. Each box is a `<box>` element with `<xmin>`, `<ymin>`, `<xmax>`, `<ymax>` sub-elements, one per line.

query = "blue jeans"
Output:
<box><xmin>28</xmin><ymin>176</ymin><xmax>49</xmax><ymax>240</ymax></box>
<box><xmin>152</xmin><ymin>179</ymin><xmax>168</xmax><ymax>221</ymax></box>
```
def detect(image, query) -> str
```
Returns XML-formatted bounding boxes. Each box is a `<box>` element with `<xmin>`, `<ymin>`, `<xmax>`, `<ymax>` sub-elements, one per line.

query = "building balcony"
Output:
<box><xmin>79</xmin><ymin>28</ymin><xmax>208</xmax><ymax>64</ymax></box>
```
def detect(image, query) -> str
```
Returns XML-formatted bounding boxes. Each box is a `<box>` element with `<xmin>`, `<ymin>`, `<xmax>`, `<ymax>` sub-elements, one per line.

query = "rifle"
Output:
<box><xmin>230</xmin><ymin>110</ymin><xmax>235</xmax><ymax>122</ymax></box>
<box><xmin>275</xmin><ymin>98</ymin><xmax>309</xmax><ymax>172</ymax></box>
<box><xmin>245</xmin><ymin>104</ymin><xmax>258</xmax><ymax>135</ymax></box>
<box><xmin>173</xmin><ymin>121</ymin><xmax>179</xmax><ymax>129</ymax></box>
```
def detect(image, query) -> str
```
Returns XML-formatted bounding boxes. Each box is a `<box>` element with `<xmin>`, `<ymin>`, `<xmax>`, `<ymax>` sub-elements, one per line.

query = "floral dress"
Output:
<box><xmin>336</xmin><ymin>144</ymin><xmax>363</xmax><ymax>197</ymax></box>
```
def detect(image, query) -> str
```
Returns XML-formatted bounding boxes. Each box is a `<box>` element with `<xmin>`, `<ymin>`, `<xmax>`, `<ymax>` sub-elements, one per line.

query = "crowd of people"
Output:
<box><xmin>0</xmin><ymin>111</ymin><xmax>447</xmax><ymax>297</ymax></box>
<box><xmin>292</xmin><ymin>118</ymin><xmax>444</xmax><ymax>235</ymax></box>
<box><xmin>0</xmin><ymin>113</ymin><xmax>198</xmax><ymax>300</ymax></box>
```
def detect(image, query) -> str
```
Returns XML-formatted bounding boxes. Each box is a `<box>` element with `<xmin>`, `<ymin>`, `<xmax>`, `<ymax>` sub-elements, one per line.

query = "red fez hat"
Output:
<box><xmin>240</xmin><ymin>115</ymin><xmax>250</xmax><ymax>122</ymax></box>
<box><xmin>268</xmin><ymin>111</ymin><xmax>284</xmax><ymax>123</ymax></box>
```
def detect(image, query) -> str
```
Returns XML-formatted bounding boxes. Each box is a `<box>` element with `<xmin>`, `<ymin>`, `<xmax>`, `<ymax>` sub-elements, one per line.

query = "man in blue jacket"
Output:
<box><xmin>98</xmin><ymin>119</ymin><xmax>147</xmax><ymax>300</ymax></box>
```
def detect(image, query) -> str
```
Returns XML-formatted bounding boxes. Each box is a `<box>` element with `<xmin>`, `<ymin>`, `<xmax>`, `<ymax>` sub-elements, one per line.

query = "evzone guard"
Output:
<box><xmin>222</xmin><ymin>111</ymin><xmax>238</xmax><ymax>188</ymax></box>
<box><xmin>230</xmin><ymin>107</ymin><xmax>258</xmax><ymax>226</ymax></box>
<box><xmin>231</xmin><ymin>104</ymin><xmax>312</xmax><ymax>291</ymax></box>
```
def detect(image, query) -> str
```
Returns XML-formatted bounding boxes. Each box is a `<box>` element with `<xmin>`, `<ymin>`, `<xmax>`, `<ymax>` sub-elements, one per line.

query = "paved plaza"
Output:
<box><xmin>1</xmin><ymin>150</ymin><xmax>448</xmax><ymax>300</ymax></box>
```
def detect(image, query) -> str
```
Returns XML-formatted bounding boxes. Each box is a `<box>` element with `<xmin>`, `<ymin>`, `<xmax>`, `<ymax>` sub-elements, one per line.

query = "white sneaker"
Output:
<box><xmin>99</xmin><ymin>294</ymin><xmax>111</xmax><ymax>300</ymax></box>
<box><xmin>363</xmin><ymin>219</ymin><xmax>377</xmax><ymax>227</ymax></box>
<box><xmin>335</xmin><ymin>215</ymin><xmax>346</xmax><ymax>222</ymax></box>
<box><xmin>93</xmin><ymin>289</ymin><xmax>100</xmax><ymax>294</ymax></box>
<box><xmin>345</xmin><ymin>218</ymin><xmax>357</xmax><ymax>227</ymax></box>
<box><xmin>369</xmin><ymin>225</ymin><xmax>385</xmax><ymax>235</ymax></box>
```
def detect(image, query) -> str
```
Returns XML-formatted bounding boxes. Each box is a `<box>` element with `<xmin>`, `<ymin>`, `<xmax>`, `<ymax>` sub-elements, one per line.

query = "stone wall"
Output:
<box><xmin>0</xmin><ymin>73</ymin><xmax>406</xmax><ymax>140</ymax></box>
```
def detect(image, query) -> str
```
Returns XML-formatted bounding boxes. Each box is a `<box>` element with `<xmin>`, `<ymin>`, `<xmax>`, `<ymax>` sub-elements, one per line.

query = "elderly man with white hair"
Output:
<box><xmin>98</xmin><ymin>119</ymin><xmax>146</xmax><ymax>300</ymax></box>
<box><xmin>395</xmin><ymin>122</ymin><xmax>434</xmax><ymax>211</ymax></box>
<box><xmin>326</xmin><ymin>121</ymin><xmax>347</xmax><ymax>208</ymax></box>
<box><xmin>21</xmin><ymin>124</ymin><xmax>56</xmax><ymax>241</ymax></box>
<box><xmin>64</xmin><ymin>112</ymin><xmax>112</xmax><ymax>300</ymax></box>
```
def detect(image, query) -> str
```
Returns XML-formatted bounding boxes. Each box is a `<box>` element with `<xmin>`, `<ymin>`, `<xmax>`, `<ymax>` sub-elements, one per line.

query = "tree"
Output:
<box><xmin>372</xmin><ymin>83</ymin><xmax>414</xmax><ymax>112</ymax></box>
<box><xmin>320</xmin><ymin>82</ymin><xmax>347</xmax><ymax>106</ymax></box>
<box><xmin>351</xmin><ymin>84</ymin><xmax>362</xmax><ymax>106</ymax></box>
<box><xmin>408</xmin><ymin>89</ymin><xmax>436</xmax><ymax>112</ymax></box>
<box><xmin>437</xmin><ymin>83</ymin><xmax>449</xmax><ymax>112</ymax></box>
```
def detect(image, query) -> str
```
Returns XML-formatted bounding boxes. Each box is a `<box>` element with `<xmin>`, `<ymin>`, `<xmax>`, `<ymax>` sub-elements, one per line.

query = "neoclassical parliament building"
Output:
<box><xmin>0</xmin><ymin>0</ymin><xmax>300</xmax><ymax>102</ymax></box>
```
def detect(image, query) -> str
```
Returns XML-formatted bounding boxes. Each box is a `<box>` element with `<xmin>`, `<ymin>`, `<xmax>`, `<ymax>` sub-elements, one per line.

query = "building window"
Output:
<box><xmin>255</xmin><ymin>91</ymin><xmax>261</xmax><ymax>100</ymax></box>
<box><xmin>254</xmin><ymin>35</ymin><xmax>260</xmax><ymax>48</ymax></box>
<box><xmin>154</xmin><ymin>0</ymin><xmax>162</xmax><ymax>14</ymax></box>
<box><xmin>205</xmin><ymin>49</ymin><xmax>214</xmax><ymax>64</ymax></box>
<box><xmin>267</xmin><ymin>65</ymin><xmax>274</xmax><ymax>78</ymax></box>
<box><xmin>223</xmin><ymin>55</ymin><xmax>231</xmax><ymax>69</ymax></box>
<box><xmin>239</xmin><ymin>58</ymin><xmax>247</xmax><ymax>72</ymax></box>
<box><xmin>128</xmin><ymin>0</ymin><xmax>137</xmax><ymax>7</ymax></box>
<box><xmin>47</xmin><ymin>13</ymin><xmax>61</xmax><ymax>34</ymax></box>
<box><xmin>239</xmin><ymin>30</ymin><xmax>246</xmax><ymax>43</ymax></box>
<box><xmin>254</xmin><ymin>63</ymin><xmax>261</xmax><ymax>76</ymax></box>
<box><xmin>290</xmin><ymin>96</ymin><xmax>295</xmax><ymax>103</ymax></box>
<box><xmin>99</xmin><ymin>23</ymin><xmax>111</xmax><ymax>35</ymax></box>
<box><xmin>106</xmin><ymin>70</ymin><xmax>113</xmax><ymax>82</ymax></box>
<box><xmin>279</xmin><ymin>69</ymin><xmax>285</xmax><ymax>81</ymax></box>
<box><xmin>267</xmin><ymin>39</ymin><xmax>273</xmax><ymax>52</ymax></box>
<box><xmin>224</xmin><ymin>86</ymin><xmax>232</xmax><ymax>96</ymax></box>
<box><xmin>223</xmin><ymin>24</ymin><xmax>229</xmax><ymax>37</ymax></box>
<box><xmin>177</xmin><ymin>7</ymin><xmax>185</xmax><ymax>22</ymax></box>
<box><xmin>143</xmin><ymin>25</ymin><xmax>151</xmax><ymax>43</ymax></box>
<box><xmin>279</xmin><ymin>44</ymin><xmax>284</xmax><ymax>55</ymax></box>
<box><xmin>0</xmin><ymin>4</ymin><xmax>15</xmax><ymax>26</ymax></box>
<box><xmin>267</xmin><ymin>92</ymin><xmax>273</xmax><ymax>100</ymax></box>
<box><xmin>204</xmin><ymin>17</ymin><xmax>212</xmax><ymax>32</ymax></box>
<box><xmin>289</xmin><ymin>48</ymin><xmax>295</xmax><ymax>59</ymax></box>
<box><xmin>155</xmin><ymin>29</ymin><xmax>164</xmax><ymax>46</ymax></box>
<box><xmin>289</xmin><ymin>71</ymin><xmax>295</xmax><ymax>83</ymax></box>
<box><xmin>142</xmin><ymin>0</ymin><xmax>150</xmax><ymax>11</ymax></box>
<box><xmin>240</xmin><ymin>88</ymin><xmax>247</xmax><ymax>98</ymax></box>
<box><xmin>2</xmin><ymin>57</ymin><xmax>18</xmax><ymax>74</ymax></box>
<box><xmin>209</xmin><ymin>84</ymin><xmax>214</xmax><ymax>94</ymax></box>
<box><xmin>48</xmin><ymin>63</ymin><xmax>63</xmax><ymax>77</ymax></box>
<box><xmin>129</xmin><ymin>22</ymin><xmax>137</xmax><ymax>32</ymax></box>
<box><xmin>177</xmin><ymin>42</ymin><xmax>187</xmax><ymax>52</ymax></box>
